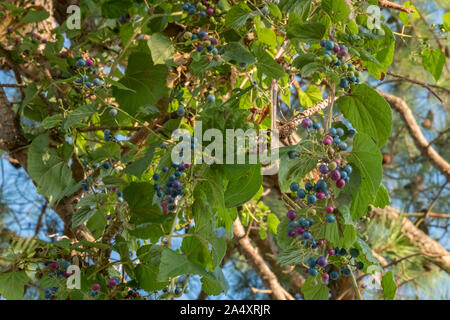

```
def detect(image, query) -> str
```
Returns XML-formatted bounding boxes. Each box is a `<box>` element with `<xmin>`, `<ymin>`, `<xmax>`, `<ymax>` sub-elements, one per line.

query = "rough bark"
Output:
<box><xmin>378</xmin><ymin>91</ymin><xmax>450</xmax><ymax>181</ymax></box>
<box><xmin>233</xmin><ymin>217</ymin><xmax>294</xmax><ymax>300</ymax></box>
<box><xmin>372</xmin><ymin>207</ymin><xmax>450</xmax><ymax>272</ymax></box>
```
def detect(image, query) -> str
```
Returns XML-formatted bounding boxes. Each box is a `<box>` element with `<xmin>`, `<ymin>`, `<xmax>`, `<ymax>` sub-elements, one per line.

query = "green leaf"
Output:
<box><xmin>148</xmin><ymin>33</ymin><xmax>175</xmax><ymax>65</ymax></box>
<box><xmin>102</xmin><ymin>175</ymin><xmax>126</xmax><ymax>186</ymax></box>
<box><xmin>225</xmin><ymin>2</ymin><xmax>254</xmax><ymax>30</ymax></box>
<box><xmin>123</xmin><ymin>145</ymin><xmax>155</xmax><ymax>178</ymax></box>
<box><xmin>301</xmin><ymin>276</ymin><xmax>329</xmax><ymax>300</ymax></box>
<box><xmin>201</xmin><ymin>268</ymin><xmax>228</xmax><ymax>295</ymax></box>
<box><xmin>157</xmin><ymin>248</ymin><xmax>208</xmax><ymax>282</ymax></box>
<box><xmin>374</xmin><ymin>184</ymin><xmax>390</xmax><ymax>208</ymax></box>
<box><xmin>89</xmin><ymin>142</ymin><xmax>121</xmax><ymax>163</ymax></box>
<box><xmin>292</xmin><ymin>53</ymin><xmax>316</xmax><ymax>70</ymax></box>
<box><xmin>222</xmin><ymin>42</ymin><xmax>256</xmax><ymax>64</ymax></box>
<box><xmin>398</xmin><ymin>1</ymin><xmax>420</xmax><ymax>25</ymax></box>
<box><xmin>337</xmin><ymin>84</ymin><xmax>392</xmax><ymax>147</ymax></box>
<box><xmin>135</xmin><ymin>263</ymin><xmax>168</xmax><ymax>291</ymax></box>
<box><xmin>0</xmin><ymin>271</ymin><xmax>29</xmax><ymax>300</ymax></box>
<box><xmin>40</xmin><ymin>114</ymin><xmax>62</xmax><ymax>129</ymax></box>
<box><xmin>422</xmin><ymin>48</ymin><xmax>445</xmax><ymax>81</ymax></box>
<box><xmin>224</xmin><ymin>164</ymin><xmax>262</xmax><ymax>208</ymax></box>
<box><xmin>112</xmin><ymin>52</ymin><xmax>169</xmax><ymax>115</ymax></box>
<box><xmin>278</xmin><ymin>140</ymin><xmax>323</xmax><ymax>192</ymax></box>
<box><xmin>355</xmin><ymin>237</ymin><xmax>380</xmax><ymax>266</ymax></box>
<box><xmin>267</xmin><ymin>3</ymin><xmax>282</xmax><ymax>19</ymax></box>
<box><xmin>124</xmin><ymin>182</ymin><xmax>162</xmax><ymax>221</ymax></box>
<box><xmin>297</xmin><ymin>85</ymin><xmax>322</xmax><ymax>108</ymax></box>
<box><xmin>21</xmin><ymin>9</ymin><xmax>49</xmax><ymax>23</ymax></box>
<box><xmin>267</xmin><ymin>213</ymin><xmax>280</xmax><ymax>234</ymax></box>
<box><xmin>325</xmin><ymin>220</ymin><xmax>340</xmax><ymax>245</ymax></box>
<box><xmin>102</xmin><ymin>0</ymin><xmax>133</xmax><ymax>18</ymax></box>
<box><xmin>381</xmin><ymin>270</ymin><xmax>397</xmax><ymax>300</ymax></box>
<box><xmin>104</xmin><ymin>78</ymin><xmax>136</xmax><ymax>93</ymax></box>
<box><xmin>27</xmin><ymin>134</ymin><xmax>76</xmax><ymax>204</ymax></box>
<box><xmin>443</xmin><ymin>12</ymin><xmax>450</xmax><ymax>32</ymax></box>
<box><xmin>301</xmin><ymin>62</ymin><xmax>324</xmax><ymax>77</ymax></box>
<box><xmin>253</xmin><ymin>44</ymin><xmax>285</xmax><ymax>79</ymax></box>
<box><xmin>347</xmin><ymin>133</ymin><xmax>383</xmax><ymax>220</ymax></box>
<box><xmin>279</xmin><ymin>0</ymin><xmax>312</xmax><ymax>20</ymax></box>
<box><xmin>276</xmin><ymin>218</ymin><xmax>294</xmax><ymax>249</ymax></box>
<box><xmin>255</xmin><ymin>27</ymin><xmax>277</xmax><ymax>49</ymax></box>
<box><xmin>322</xmin><ymin>0</ymin><xmax>350</xmax><ymax>22</ymax></box>
<box><xmin>62</xmin><ymin>104</ymin><xmax>97</xmax><ymax>131</ymax></box>
<box><xmin>287</xmin><ymin>13</ymin><xmax>326</xmax><ymax>42</ymax></box>
<box><xmin>181</xmin><ymin>235</ymin><xmax>213</xmax><ymax>270</ymax></box>
<box><xmin>72</xmin><ymin>206</ymin><xmax>96</xmax><ymax>228</ymax></box>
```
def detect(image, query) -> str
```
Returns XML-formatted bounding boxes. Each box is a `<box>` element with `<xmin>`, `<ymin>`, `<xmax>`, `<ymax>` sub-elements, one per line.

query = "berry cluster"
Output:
<box><xmin>74</xmin><ymin>58</ymin><xmax>104</xmax><ymax>88</ymax></box>
<box><xmin>182</xmin><ymin>1</ymin><xmax>224</xmax><ymax>23</ymax></box>
<box><xmin>319</xmin><ymin>40</ymin><xmax>348</xmax><ymax>68</ymax></box>
<box><xmin>153</xmin><ymin>154</ymin><xmax>191</xmax><ymax>215</ymax></box>
<box><xmin>184</xmin><ymin>29</ymin><xmax>221</xmax><ymax>58</ymax></box>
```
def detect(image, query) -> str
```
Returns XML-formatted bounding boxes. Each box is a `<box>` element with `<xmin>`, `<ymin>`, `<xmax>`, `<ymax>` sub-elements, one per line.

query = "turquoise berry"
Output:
<box><xmin>307</xmin><ymin>194</ymin><xmax>317</xmax><ymax>204</ymax></box>
<box><xmin>324</xmin><ymin>40</ymin><xmax>334</xmax><ymax>50</ymax></box>
<box><xmin>330</xmin><ymin>270</ymin><xmax>339</xmax><ymax>280</ymax></box>
<box><xmin>297</xmin><ymin>189</ymin><xmax>306</xmax><ymax>199</ymax></box>
<box><xmin>326</xmin><ymin>214</ymin><xmax>335</xmax><ymax>223</ymax></box>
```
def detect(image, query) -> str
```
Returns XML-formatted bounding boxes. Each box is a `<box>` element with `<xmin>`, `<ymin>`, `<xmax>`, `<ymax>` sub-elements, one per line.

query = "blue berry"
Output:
<box><xmin>102</xmin><ymin>161</ymin><xmax>110</xmax><ymax>169</ymax></box>
<box><xmin>324</xmin><ymin>40</ymin><xmax>334</xmax><ymax>50</ymax></box>
<box><xmin>302</xmin><ymin>231</ymin><xmax>312</xmax><ymax>240</ymax></box>
<box><xmin>206</xmin><ymin>45</ymin><xmax>214</xmax><ymax>52</ymax></box>
<box><xmin>162</xmin><ymin>166</ymin><xmax>169</xmax><ymax>172</ymax></box>
<box><xmin>305</xmin><ymin>182</ymin><xmax>313</xmax><ymax>191</ymax></box>
<box><xmin>336</xmin><ymin>128</ymin><xmax>344</xmax><ymax>137</ymax></box>
<box><xmin>343</xmin><ymin>164</ymin><xmax>352</xmax><ymax>174</ymax></box>
<box><xmin>307</xmin><ymin>194</ymin><xmax>317</xmax><ymax>204</ymax></box>
<box><xmin>153</xmin><ymin>173</ymin><xmax>160</xmax><ymax>181</ymax></box>
<box><xmin>198</xmin><ymin>30</ymin><xmax>208</xmax><ymax>38</ymax></box>
<box><xmin>308</xmin><ymin>268</ymin><xmax>318</xmax><ymax>276</ymax></box>
<box><xmin>319</xmin><ymin>164</ymin><xmax>329</xmax><ymax>174</ymax></box>
<box><xmin>356</xmin><ymin>261</ymin><xmax>364</xmax><ymax>270</ymax></box>
<box><xmin>307</xmin><ymin>257</ymin><xmax>317</xmax><ymax>268</ymax></box>
<box><xmin>297</xmin><ymin>189</ymin><xmax>306</xmax><ymax>199</ymax></box>
<box><xmin>176</xmin><ymin>105</ymin><xmax>185</xmax><ymax>117</ymax></box>
<box><xmin>313</xmin><ymin>122</ymin><xmax>322</xmax><ymax>130</ymax></box>
<box><xmin>334</xmin><ymin>60</ymin><xmax>342</xmax><ymax>66</ymax></box>
<box><xmin>200</xmin><ymin>10</ymin><xmax>206</xmax><ymax>17</ymax></box>
<box><xmin>341</xmin><ymin>267</ymin><xmax>351</xmax><ymax>276</ymax></box>
<box><xmin>320</xmin><ymin>40</ymin><xmax>326</xmax><ymax>47</ymax></box>
<box><xmin>290</xmin><ymin>182</ymin><xmax>300</xmax><ymax>192</ymax></box>
<box><xmin>154</xmin><ymin>184</ymin><xmax>160</xmax><ymax>190</ymax></box>
<box><xmin>288</xmin><ymin>220</ymin><xmax>297</xmax><ymax>229</ymax></box>
<box><xmin>326</xmin><ymin>214</ymin><xmax>335</xmax><ymax>223</ymax></box>
<box><xmin>196</xmin><ymin>45</ymin><xmax>203</xmax><ymax>52</ymax></box>
<box><xmin>324</xmin><ymin>50</ymin><xmax>332</xmax><ymax>56</ymax></box>
<box><xmin>340</xmin><ymin>171</ymin><xmax>348</xmax><ymax>179</ymax></box>
<box><xmin>339</xmin><ymin>78</ymin><xmax>349</xmax><ymax>89</ymax></box>
<box><xmin>75</xmin><ymin>58</ymin><xmax>86</xmax><ymax>67</ymax></box>
<box><xmin>338</xmin><ymin>142</ymin><xmax>348</xmax><ymax>150</ymax></box>
<box><xmin>328</xmin><ymin>128</ymin><xmax>337</xmax><ymax>136</ymax></box>
<box><xmin>288</xmin><ymin>150</ymin><xmax>298</xmax><ymax>159</ymax></box>
<box><xmin>206</xmin><ymin>94</ymin><xmax>216</xmax><ymax>103</ymax></box>
<box><xmin>339</xmin><ymin>248</ymin><xmax>347</xmax><ymax>256</ymax></box>
<box><xmin>350</xmin><ymin>248</ymin><xmax>360</xmax><ymax>258</ymax></box>
<box><xmin>330</xmin><ymin>271</ymin><xmax>339</xmax><ymax>280</ymax></box>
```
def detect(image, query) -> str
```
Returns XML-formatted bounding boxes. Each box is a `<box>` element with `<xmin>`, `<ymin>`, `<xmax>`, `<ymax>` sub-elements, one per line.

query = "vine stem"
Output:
<box><xmin>325</xmin><ymin>82</ymin><xmax>336</xmax><ymax>133</ymax></box>
<box><xmin>350</xmin><ymin>269</ymin><xmax>363</xmax><ymax>300</ymax></box>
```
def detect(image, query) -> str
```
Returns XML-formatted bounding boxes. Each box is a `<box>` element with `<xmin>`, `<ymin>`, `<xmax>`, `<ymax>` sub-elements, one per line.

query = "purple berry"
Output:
<box><xmin>301</xmin><ymin>119</ymin><xmax>311</xmax><ymax>128</ymax></box>
<box><xmin>49</xmin><ymin>262</ymin><xmax>59</xmax><ymax>270</ymax></box>
<box><xmin>326</xmin><ymin>206</ymin><xmax>334</xmax><ymax>213</ymax></box>
<box><xmin>287</xmin><ymin>210</ymin><xmax>296</xmax><ymax>220</ymax></box>
<box><xmin>108</xmin><ymin>278</ymin><xmax>118</xmax><ymax>287</ymax></box>
<box><xmin>317</xmin><ymin>256</ymin><xmax>328</xmax><ymax>267</ymax></box>
<box><xmin>287</xmin><ymin>230</ymin><xmax>296</xmax><ymax>238</ymax></box>
<box><xmin>319</xmin><ymin>164</ymin><xmax>329</xmax><ymax>174</ymax></box>
<box><xmin>295</xmin><ymin>226</ymin><xmax>305</xmax><ymax>235</ymax></box>
<box><xmin>206</xmin><ymin>8</ymin><xmax>215</xmax><ymax>15</ymax></box>
<box><xmin>85</xmin><ymin>59</ymin><xmax>94</xmax><ymax>67</ymax></box>
<box><xmin>328</xmin><ymin>249</ymin><xmax>336</xmax><ymax>256</ymax></box>
<box><xmin>333</xmin><ymin>44</ymin><xmax>340</xmax><ymax>53</ymax></box>
<box><xmin>330</xmin><ymin>169</ymin><xmax>341</xmax><ymax>181</ymax></box>
<box><xmin>322</xmin><ymin>273</ymin><xmax>329</xmax><ymax>281</ymax></box>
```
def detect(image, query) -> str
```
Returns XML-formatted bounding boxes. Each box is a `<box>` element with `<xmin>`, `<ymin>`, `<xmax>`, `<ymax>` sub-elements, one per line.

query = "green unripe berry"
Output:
<box><xmin>368</xmin><ymin>204</ymin><xmax>374</xmax><ymax>212</ymax></box>
<box><xmin>342</xmin><ymin>64</ymin><xmax>349</xmax><ymax>71</ymax></box>
<box><xmin>184</xmin><ymin>32</ymin><xmax>192</xmax><ymax>40</ymax></box>
<box><xmin>324</xmin><ymin>55</ymin><xmax>332</xmax><ymax>63</ymax></box>
<box><xmin>307</xmin><ymin>208</ymin><xmax>316</xmax><ymax>215</ymax></box>
<box><xmin>348</xmin><ymin>71</ymin><xmax>354</xmax><ymax>77</ymax></box>
<box><xmin>216</xmin><ymin>8</ymin><xmax>222</xmax><ymax>15</ymax></box>
<box><xmin>354</xmin><ymin>71</ymin><xmax>361</xmax><ymax>77</ymax></box>
<box><xmin>220</xmin><ymin>17</ymin><xmax>226</xmax><ymax>24</ymax></box>
<box><xmin>331</xmin><ymin>55</ymin><xmax>338</xmax><ymax>63</ymax></box>
<box><xmin>349</xmin><ymin>65</ymin><xmax>356</xmax><ymax>72</ymax></box>
<box><xmin>210</xmin><ymin>17</ymin><xmax>217</xmax><ymax>24</ymax></box>
<box><xmin>203</xmin><ymin>40</ymin><xmax>211</xmax><ymax>46</ymax></box>
<box><xmin>329</xmin><ymin>161</ymin><xmax>337</xmax><ymax>170</ymax></box>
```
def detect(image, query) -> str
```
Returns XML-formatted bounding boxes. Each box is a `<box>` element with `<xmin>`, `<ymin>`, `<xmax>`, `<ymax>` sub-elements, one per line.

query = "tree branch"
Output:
<box><xmin>378</xmin><ymin>91</ymin><xmax>450</xmax><ymax>181</ymax></box>
<box><xmin>372</xmin><ymin>206</ymin><xmax>450</xmax><ymax>272</ymax></box>
<box><xmin>233</xmin><ymin>217</ymin><xmax>294</xmax><ymax>300</ymax></box>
